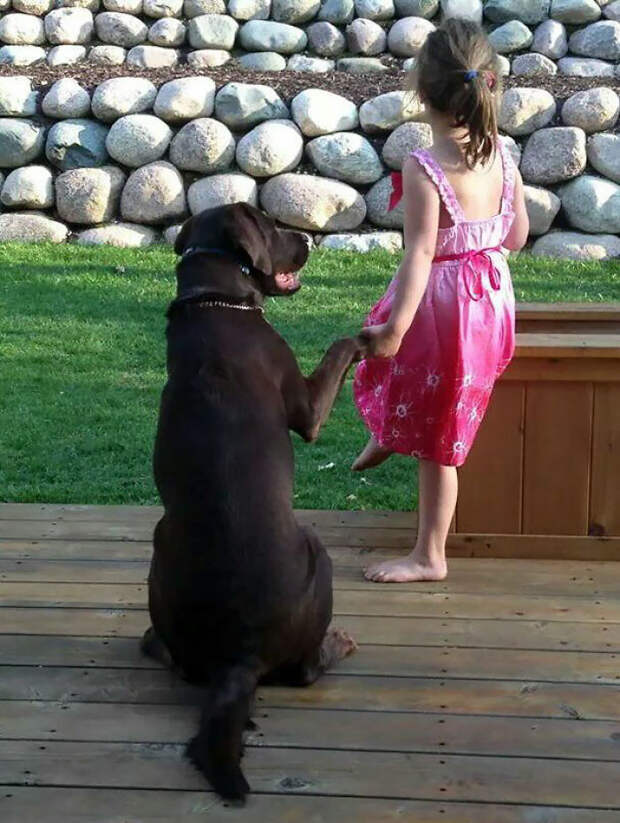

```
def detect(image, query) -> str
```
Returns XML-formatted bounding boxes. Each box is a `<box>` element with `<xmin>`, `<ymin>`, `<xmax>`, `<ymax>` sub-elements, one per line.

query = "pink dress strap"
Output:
<box><xmin>410</xmin><ymin>149</ymin><xmax>465</xmax><ymax>226</ymax></box>
<box><xmin>497</xmin><ymin>138</ymin><xmax>516</xmax><ymax>213</ymax></box>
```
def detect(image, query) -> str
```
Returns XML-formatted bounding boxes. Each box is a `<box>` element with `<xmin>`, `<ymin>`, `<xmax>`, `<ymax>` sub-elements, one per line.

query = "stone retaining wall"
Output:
<box><xmin>0</xmin><ymin>0</ymin><xmax>618</xmax><ymax>78</ymax></box>
<box><xmin>0</xmin><ymin>74</ymin><xmax>618</xmax><ymax>258</ymax></box>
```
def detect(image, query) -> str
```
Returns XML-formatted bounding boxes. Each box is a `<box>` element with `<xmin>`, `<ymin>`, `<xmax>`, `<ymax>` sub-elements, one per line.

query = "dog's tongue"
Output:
<box><xmin>274</xmin><ymin>272</ymin><xmax>299</xmax><ymax>292</ymax></box>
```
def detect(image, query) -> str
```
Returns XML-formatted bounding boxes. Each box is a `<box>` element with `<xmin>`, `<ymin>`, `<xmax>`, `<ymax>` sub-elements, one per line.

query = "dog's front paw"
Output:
<box><xmin>352</xmin><ymin>334</ymin><xmax>370</xmax><ymax>363</ymax></box>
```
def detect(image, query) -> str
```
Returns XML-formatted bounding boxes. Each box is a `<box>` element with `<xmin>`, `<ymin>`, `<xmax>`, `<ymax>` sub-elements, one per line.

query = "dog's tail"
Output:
<box><xmin>186</xmin><ymin>661</ymin><xmax>260</xmax><ymax>804</ymax></box>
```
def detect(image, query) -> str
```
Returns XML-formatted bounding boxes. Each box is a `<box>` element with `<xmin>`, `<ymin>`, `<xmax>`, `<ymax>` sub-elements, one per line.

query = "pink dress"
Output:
<box><xmin>354</xmin><ymin>142</ymin><xmax>517</xmax><ymax>467</ymax></box>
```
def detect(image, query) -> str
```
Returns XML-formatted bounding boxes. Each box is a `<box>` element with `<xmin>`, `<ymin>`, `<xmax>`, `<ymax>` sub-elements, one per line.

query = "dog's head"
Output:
<box><xmin>174</xmin><ymin>203</ymin><xmax>310</xmax><ymax>299</ymax></box>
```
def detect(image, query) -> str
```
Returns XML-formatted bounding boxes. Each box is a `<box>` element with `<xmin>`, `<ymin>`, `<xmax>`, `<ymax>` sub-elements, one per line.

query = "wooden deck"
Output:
<box><xmin>1</xmin><ymin>504</ymin><xmax>620</xmax><ymax>822</ymax></box>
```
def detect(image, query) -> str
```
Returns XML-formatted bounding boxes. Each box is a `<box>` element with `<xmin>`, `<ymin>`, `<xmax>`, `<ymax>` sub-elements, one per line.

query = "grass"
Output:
<box><xmin>1</xmin><ymin>243</ymin><xmax>618</xmax><ymax>509</ymax></box>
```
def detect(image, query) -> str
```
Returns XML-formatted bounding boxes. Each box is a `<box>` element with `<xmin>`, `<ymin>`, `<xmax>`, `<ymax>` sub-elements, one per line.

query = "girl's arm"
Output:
<box><xmin>363</xmin><ymin>157</ymin><xmax>440</xmax><ymax>358</ymax></box>
<box><xmin>503</xmin><ymin>169</ymin><xmax>529</xmax><ymax>252</ymax></box>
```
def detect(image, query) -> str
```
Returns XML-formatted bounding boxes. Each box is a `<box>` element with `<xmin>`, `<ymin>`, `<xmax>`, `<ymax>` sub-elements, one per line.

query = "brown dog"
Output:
<box><xmin>142</xmin><ymin>203</ymin><xmax>366</xmax><ymax>803</ymax></box>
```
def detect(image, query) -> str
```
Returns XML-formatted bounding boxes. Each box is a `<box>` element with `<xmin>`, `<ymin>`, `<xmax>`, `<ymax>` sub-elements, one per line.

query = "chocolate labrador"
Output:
<box><xmin>142</xmin><ymin>203</ymin><xmax>365</xmax><ymax>803</ymax></box>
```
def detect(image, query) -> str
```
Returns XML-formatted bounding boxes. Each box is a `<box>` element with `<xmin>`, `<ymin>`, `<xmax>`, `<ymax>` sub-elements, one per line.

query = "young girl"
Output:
<box><xmin>353</xmin><ymin>19</ymin><xmax>529</xmax><ymax>583</ymax></box>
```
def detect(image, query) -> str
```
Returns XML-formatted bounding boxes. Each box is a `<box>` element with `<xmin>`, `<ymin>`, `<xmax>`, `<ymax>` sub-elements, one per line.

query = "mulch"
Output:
<box><xmin>0</xmin><ymin>61</ymin><xmax>618</xmax><ymax>103</ymax></box>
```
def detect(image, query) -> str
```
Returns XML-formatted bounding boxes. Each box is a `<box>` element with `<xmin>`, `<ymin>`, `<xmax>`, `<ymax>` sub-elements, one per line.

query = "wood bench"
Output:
<box><xmin>455</xmin><ymin>304</ymin><xmax>620</xmax><ymax>560</ymax></box>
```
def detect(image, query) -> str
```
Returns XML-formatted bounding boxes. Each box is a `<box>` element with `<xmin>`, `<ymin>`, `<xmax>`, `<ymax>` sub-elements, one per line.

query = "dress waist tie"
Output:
<box><xmin>433</xmin><ymin>247</ymin><xmax>502</xmax><ymax>302</ymax></box>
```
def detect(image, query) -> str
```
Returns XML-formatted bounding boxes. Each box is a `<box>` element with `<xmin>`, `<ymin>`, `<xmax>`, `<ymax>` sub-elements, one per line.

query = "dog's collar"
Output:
<box><xmin>181</xmin><ymin>245</ymin><xmax>252</xmax><ymax>277</ymax></box>
<box><xmin>167</xmin><ymin>287</ymin><xmax>264</xmax><ymax>317</ymax></box>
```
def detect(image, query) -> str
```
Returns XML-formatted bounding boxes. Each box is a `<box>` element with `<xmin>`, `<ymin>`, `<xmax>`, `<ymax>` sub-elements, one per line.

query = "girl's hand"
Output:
<box><xmin>361</xmin><ymin>324</ymin><xmax>403</xmax><ymax>358</ymax></box>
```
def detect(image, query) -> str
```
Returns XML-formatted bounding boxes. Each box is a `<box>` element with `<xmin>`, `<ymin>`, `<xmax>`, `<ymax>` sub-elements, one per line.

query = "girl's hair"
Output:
<box><xmin>412</xmin><ymin>19</ymin><xmax>501</xmax><ymax>169</ymax></box>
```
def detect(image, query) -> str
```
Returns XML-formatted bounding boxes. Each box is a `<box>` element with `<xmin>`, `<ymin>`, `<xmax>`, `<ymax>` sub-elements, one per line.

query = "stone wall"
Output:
<box><xmin>0</xmin><ymin>0</ymin><xmax>618</xmax><ymax>77</ymax></box>
<box><xmin>0</xmin><ymin>74</ymin><xmax>618</xmax><ymax>258</ymax></box>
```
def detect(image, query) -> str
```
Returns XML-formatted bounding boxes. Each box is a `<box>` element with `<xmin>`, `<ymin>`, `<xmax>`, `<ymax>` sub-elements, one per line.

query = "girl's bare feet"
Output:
<box><xmin>364</xmin><ymin>549</ymin><xmax>447</xmax><ymax>583</ymax></box>
<box><xmin>352</xmin><ymin>436</ymin><xmax>393</xmax><ymax>471</ymax></box>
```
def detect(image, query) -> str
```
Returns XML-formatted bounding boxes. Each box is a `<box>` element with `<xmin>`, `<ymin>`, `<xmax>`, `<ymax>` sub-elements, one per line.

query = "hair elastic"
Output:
<box><xmin>463</xmin><ymin>69</ymin><xmax>478</xmax><ymax>81</ymax></box>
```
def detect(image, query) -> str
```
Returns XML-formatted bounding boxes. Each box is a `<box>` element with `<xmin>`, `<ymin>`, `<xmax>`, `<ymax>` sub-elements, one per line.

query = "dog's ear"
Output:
<box><xmin>223</xmin><ymin>203</ymin><xmax>274</xmax><ymax>275</ymax></box>
<box><xmin>174</xmin><ymin>217</ymin><xmax>193</xmax><ymax>256</ymax></box>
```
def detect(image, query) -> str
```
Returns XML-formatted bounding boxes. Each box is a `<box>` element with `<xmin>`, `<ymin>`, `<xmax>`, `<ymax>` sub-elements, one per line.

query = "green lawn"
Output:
<box><xmin>1</xmin><ymin>243</ymin><xmax>618</xmax><ymax>509</ymax></box>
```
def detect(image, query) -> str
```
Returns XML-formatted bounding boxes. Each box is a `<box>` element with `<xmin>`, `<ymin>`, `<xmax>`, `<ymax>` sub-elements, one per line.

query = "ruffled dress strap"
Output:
<box><xmin>497</xmin><ymin>138</ymin><xmax>517</xmax><ymax>213</ymax></box>
<box><xmin>410</xmin><ymin>148</ymin><xmax>466</xmax><ymax>226</ymax></box>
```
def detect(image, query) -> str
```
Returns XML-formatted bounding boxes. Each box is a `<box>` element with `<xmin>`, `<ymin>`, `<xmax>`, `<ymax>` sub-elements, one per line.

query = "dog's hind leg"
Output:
<box><xmin>140</xmin><ymin>626</ymin><xmax>174</xmax><ymax>669</ymax></box>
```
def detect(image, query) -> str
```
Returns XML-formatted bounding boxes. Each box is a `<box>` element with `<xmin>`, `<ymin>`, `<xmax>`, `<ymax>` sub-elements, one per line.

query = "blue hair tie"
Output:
<box><xmin>464</xmin><ymin>69</ymin><xmax>478</xmax><ymax>81</ymax></box>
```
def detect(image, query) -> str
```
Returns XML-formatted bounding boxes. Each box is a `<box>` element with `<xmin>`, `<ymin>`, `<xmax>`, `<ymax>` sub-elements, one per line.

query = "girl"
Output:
<box><xmin>353</xmin><ymin>19</ymin><xmax>529</xmax><ymax>583</ymax></box>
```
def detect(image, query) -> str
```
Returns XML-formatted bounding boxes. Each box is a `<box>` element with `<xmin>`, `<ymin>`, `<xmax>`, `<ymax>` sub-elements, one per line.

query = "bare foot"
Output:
<box><xmin>364</xmin><ymin>552</ymin><xmax>447</xmax><ymax>583</ymax></box>
<box><xmin>352</xmin><ymin>436</ymin><xmax>393</xmax><ymax>471</ymax></box>
<box><xmin>319</xmin><ymin>628</ymin><xmax>358</xmax><ymax>669</ymax></box>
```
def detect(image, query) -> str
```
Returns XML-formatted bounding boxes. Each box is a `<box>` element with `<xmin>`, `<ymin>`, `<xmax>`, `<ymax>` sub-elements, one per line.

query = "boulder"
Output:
<box><xmin>163</xmin><ymin>223</ymin><xmax>182</xmax><ymax>244</ymax></box>
<box><xmin>365</xmin><ymin>174</ymin><xmax>404</xmax><ymax>228</ymax></box>
<box><xmin>558</xmin><ymin>56</ymin><xmax>615</xmax><ymax>75</ymax></box>
<box><xmin>0</xmin><ymin>45</ymin><xmax>47</xmax><ymax>65</ymax></box>
<box><xmin>359</xmin><ymin>90</ymin><xmax>424</xmax><ymax>134</ymax></box>
<box><xmin>169</xmin><ymin>117</ymin><xmax>235</xmax><ymax>172</ymax></box>
<box><xmin>498</xmin><ymin>87</ymin><xmax>556</xmax><ymax>136</ymax></box>
<box><xmin>148</xmin><ymin>18</ymin><xmax>187</xmax><ymax>46</ymax></box>
<box><xmin>1</xmin><ymin>166</ymin><xmax>54</xmax><ymax>209</ymax></box>
<box><xmin>511</xmin><ymin>52</ymin><xmax>557</xmax><ymax>74</ymax></box>
<box><xmin>104</xmin><ymin>0</ymin><xmax>143</xmax><ymax>11</ymax></box>
<box><xmin>568</xmin><ymin>21</ymin><xmax>620</xmax><ymax>60</ymax></box>
<box><xmin>395</xmin><ymin>0</ymin><xmax>439</xmax><ymax>16</ymax></box>
<box><xmin>188</xmin><ymin>14</ymin><xmax>239</xmax><ymax>49</ymax></box>
<box><xmin>58</xmin><ymin>0</ymin><xmax>101</xmax><ymax>9</ymax></box>
<box><xmin>261</xmin><ymin>173</ymin><xmax>366</xmax><ymax>231</ymax></box>
<box><xmin>560</xmin><ymin>174</ymin><xmax>620</xmax><ymax>234</ymax></box>
<box><xmin>0</xmin><ymin>213</ymin><xmax>68</xmax><ymax>243</ymax></box>
<box><xmin>521</xmin><ymin>126</ymin><xmax>587</xmax><ymax>184</ymax></box>
<box><xmin>186</xmin><ymin>48</ymin><xmax>231</xmax><ymax>66</ymax></box>
<box><xmin>550</xmin><ymin>0</ymin><xmax>601</xmax><ymax>22</ymax></box>
<box><xmin>187</xmin><ymin>173</ymin><xmax>258</xmax><ymax>214</ymax></box>
<box><xmin>185</xmin><ymin>0</ymin><xmax>227</xmax><ymax>14</ymax></box>
<box><xmin>0</xmin><ymin>14</ymin><xmax>46</xmax><ymax>45</ymax></box>
<box><xmin>239</xmin><ymin>51</ymin><xmax>287</xmax><ymax>69</ymax></box>
<box><xmin>307</xmin><ymin>21</ymin><xmax>346</xmax><ymax>56</ymax></box>
<box><xmin>337</xmin><ymin>57</ymin><xmax>389</xmax><ymax>71</ymax></box>
<box><xmin>488</xmin><ymin>20</ymin><xmax>533</xmax><ymax>53</ymax></box>
<box><xmin>95</xmin><ymin>12</ymin><xmax>148</xmax><ymax>47</ymax></box>
<box><xmin>46</xmin><ymin>119</ymin><xmax>108</xmax><ymax>171</ymax></box>
<box><xmin>523</xmin><ymin>185</ymin><xmax>561</xmax><ymax>234</ymax></box>
<box><xmin>286</xmin><ymin>54</ymin><xmax>334</xmax><ymax>70</ymax></box>
<box><xmin>227</xmin><ymin>0</ymin><xmax>270</xmax><ymax>19</ymax></box>
<box><xmin>271</xmin><ymin>0</ymin><xmax>320</xmax><ymax>22</ymax></box>
<box><xmin>143</xmin><ymin>0</ymin><xmax>183</xmax><ymax>15</ymax></box>
<box><xmin>121</xmin><ymin>161</ymin><xmax>187</xmax><ymax>225</ymax></box>
<box><xmin>239</xmin><ymin>20</ymin><xmax>307</xmax><ymax>52</ymax></box>
<box><xmin>485</xmin><ymin>0</ymin><xmax>550</xmax><ymax>24</ymax></box>
<box><xmin>106</xmin><ymin>114</ymin><xmax>172</xmax><ymax>167</ymax></box>
<box><xmin>47</xmin><ymin>45</ymin><xmax>87</xmax><ymax>64</ymax></box>
<box><xmin>532</xmin><ymin>19</ymin><xmax>568</xmax><ymax>58</ymax></box>
<box><xmin>346</xmin><ymin>18</ymin><xmax>387</xmax><ymax>55</ymax></box>
<box><xmin>127</xmin><ymin>45</ymin><xmax>179</xmax><ymax>66</ymax></box>
<box><xmin>44</xmin><ymin>8</ymin><xmax>94</xmax><ymax>44</ymax></box>
<box><xmin>42</xmin><ymin>78</ymin><xmax>90</xmax><ymax>119</ymax></box>
<box><xmin>306</xmin><ymin>132</ymin><xmax>383</xmax><ymax>184</ymax></box>
<box><xmin>354</xmin><ymin>0</ymin><xmax>395</xmax><ymax>19</ymax></box>
<box><xmin>13</xmin><ymin>0</ymin><xmax>53</xmax><ymax>13</ymax></box>
<box><xmin>604</xmin><ymin>0</ymin><xmax>620</xmax><ymax>19</ymax></box>
<box><xmin>153</xmin><ymin>76</ymin><xmax>215</xmax><ymax>121</ymax></box>
<box><xmin>387</xmin><ymin>17</ymin><xmax>435</xmax><ymax>56</ymax></box>
<box><xmin>235</xmin><ymin>119</ymin><xmax>303</xmax><ymax>177</ymax></box>
<box><xmin>382</xmin><ymin>121</ymin><xmax>433</xmax><ymax>169</ymax></box>
<box><xmin>88</xmin><ymin>45</ymin><xmax>127</xmax><ymax>63</ymax></box>
<box><xmin>91</xmin><ymin>77</ymin><xmax>157</xmax><ymax>121</ymax></box>
<box><xmin>55</xmin><ymin>166</ymin><xmax>126</xmax><ymax>223</ymax></box>
<box><xmin>440</xmin><ymin>0</ymin><xmax>483</xmax><ymax>22</ymax></box>
<box><xmin>291</xmin><ymin>89</ymin><xmax>358</xmax><ymax>137</ymax></box>
<box><xmin>0</xmin><ymin>76</ymin><xmax>37</xmax><ymax>117</ymax></box>
<box><xmin>77</xmin><ymin>222</ymin><xmax>159</xmax><ymax>247</ymax></box>
<box><xmin>561</xmin><ymin>87</ymin><xmax>619</xmax><ymax>132</ymax></box>
<box><xmin>320</xmin><ymin>231</ymin><xmax>403</xmax><ymax>252</ymax></box>
<box><xmin>532</xmin><ymin>231</ymin><xmax>620</xmax><ymax>260</ymax></box>
<box><xmin>318</xmin><ymin>0</ymin><xmax>354</xmax><ymax>23</ymax></box>
<box><xmin>214</xmin><ymin>82</ymin><xmax>288</xmax><ymax>129</ymax></box>
<box><xmin>587</xmin><ymin>132</ymin><xmax>620</xmax><ymax>183</ymax></box>
<box><xmin>0</xmin><ymin>118</ymin><xmax>45</xmax><ymax>167</ymax></box>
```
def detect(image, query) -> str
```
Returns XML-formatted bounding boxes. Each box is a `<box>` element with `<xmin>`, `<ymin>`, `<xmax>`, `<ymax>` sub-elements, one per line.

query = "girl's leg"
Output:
<box><xmin>364</xmin><ymin>458</ymin><xmax>457</xmax><ymax>583</ymax></box>
<box><xmin>352</xmin><ymin>436</ymin><xmax>393</xmax><ymax>471</ymax></box>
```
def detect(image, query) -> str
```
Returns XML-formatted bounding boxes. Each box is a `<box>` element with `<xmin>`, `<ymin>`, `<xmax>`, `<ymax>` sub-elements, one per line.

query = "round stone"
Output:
<box><xmin>214</xmin><ymin>82</ymin><xmax>288</xmax><ymax>129</ymax></box>
<box><xmin>185</xmin><ymin>0</ymin><xmax>227</xmax><ymax>15</ymax></box>
<box><xmin>42</xmin><ymin>78</ymin><xmax>90</xmax><ymax>118</ymax></box>
<box><xmin>121</xmin><ymin>161</ymin><xmax>187</xmax><ymax>225</ymax></box>
<box><xmin>355</xmin><ymin>0</ymin><xmax>395</xmax><ymax>19</ymax></box>
<box><xmin>163</xmin><ymin>223</ymin><xmax>182</xmax><ymax>244</ymax></box>
<box><xmin>188</xmin><ymin>14</ymin><xmax>239</xmax><ymax>48</ymax></box>
<box><xmin>187</xmin><ymin>173</ymin><xmax>258</xmax><ymax>214</ymax></box>
<box><xmin>320</xmin><ymin>231</ymin><xmax>403</xmax><ymax>252</ymax></box>
<box><xmin>46</xmin><ymin>118</ymin><xmax>109</xmax><ymax>170</ymax></box>
<box><xmin>55</xmin><ymin>166</ymin><xmax>126</xmax><ymax>224</ymax></box>
<box><xmin>0</xmin><ymin>45</ymin><xmax>46</xmax><ymax>65</ymax></box>
<box><xmin>587</xmin><ymin>132</ymin><xmax>620</xmax><ymax>183</ymax></box>
<box><xmin>239</xmin><ymin>50</ymin><xmax>287</xmax><ymax>69</ymax></box>
<box><xmin>88</xmin><ymin>45</ymin><xmax>127</xmax><ymax>63</ymax></box>
<box><xmin>227</xmin><ymin>0</ymin><xmax>270</xmax><ymax>19</ymax></box>
<box><xmin>13</xmin><ymin>0</ymin><xmax>53</xmax><ymax>13</ymax></box>
<box><xmin>104</xmin><ymin>0</ymin><xmax>143</xmax><ymax>11</ymax></box>
<box><xmin>523</xmin><ymin>185</ymin><xmax>561</xmax><ymax>234</ymax></box>
<box><xmin>91</xmin><ymin>77</ymin><xmax>157</xmax><ymax>121</ymax></box>
<box><xmin>57</xmin><ymin>0</ymin><xmax>100</xmax><ymax>6</ymax></box>
<box><xmin>169</xmin><ymin>118</ymin><xmax>235</xmax><ymax>172</ymax></box>
<box><xmin>306</xmin><ymin>132</ymin><xmax>384</xmax><ymax>184</ymax></box>
<box><xmin>485</xmin><ymin>0</ymin><xmax>550</xmax><ymax>24</ymax></box>
<box><xmin>558</xmin><ymin>56</ymin><xmax>615</xmax><ymax>75</ymax></box>
<box><xmin>0</xmin><ymin>213</ymin><xmax>68</xmax><ymax>243</ymax></box>
<box><xmin>77</xmin><ymin>222</ymin><xmax>159</xmax><ymax>247</ymax></box>
<box><xmin>271</xmin><ymin>0</ymin><xmax>320</xmax><ymax>22</ymax></box>
<box><xmin>550</xmin><ymin>0</ymin><xmax>601</xmax><ymax>22</ymax></box>
<box><xmin>395</xmin><ymin>0</ymin><xmax>439</xmax><ymax>15</ymax></box>
<box><xmin>260</xmin><ymin>173</ymin><xmax>366</xmax><ymax>231</ymax></box>
<box><xmin>95</xmin><ymin>12</ymin><xmax>148</xmax><ymax>47</ymax></box>
<box><xmin>346</xmin><ymin>19</ymin><xmax>387</xmax><ymax>55</ymax></box>
<box><xmin>143</xmin><ymin>0</ymin><xmax>183</xmax><ymax>15</ymax></box>
<box><xmin>521</xmin><ymin>126</ymin><xmax>587</xmax><ymax>184</ymax></box>
<box><xmin>47</xmin><ymin>45</ymin><xmax>87</xmax><ymax>64</ymax></box>
<box><xmin>365</xmin><ymin>174</ymin><xmax>404</xmax><ymax>228</ymax></box>
<box><xmin>318</xmin><ymin>0</ymin><xmax>354</xmax><ymax>22</ymax></box>
<box><xmin>126</xmin><ymin>44</ymin><xmax>179</xmax><ymax>66</ymax></box>
<box><xmin>560</xmin><ymin>174</ymin><xmax>620</xmax><ymax>234</ymax></box>
<box><xmin>1</xmin><ymin>165</ymin><xmax>54</xmax><ymax>209</ymax></box>
<box><xmin>604</xmin><ymin>0</ymin><xmax>620</xmax><ymax>19</ymax></box>
<box><xmin>512</xmin><ymin>52</ymin><xmax>557</xmax><ymax>74</ymax></box>
<box><xmin>532</xmin><ymin>231</ymin><xmax>620</xmax><ymax>260</ymax></box>
<box><xmin>0</xmin><ymin>76</ymin><xmax>37</xmax><ymax>117</ymax></box>
<box><xmin>106</xmin><ymin>114</ymin><xmax>172</xmax><ymax>167</ymax></box>
<box><xmin>0</xmin><ymin>118</ymin><xmax>45</xmax><ymax>167</ymax></box>
<box><xmin>153</xmin><ymin>76</ymin><xmax>215</xmax><ymax>121</ymax></box>
<box><xmin>148</xmin><ymin>18</ymin><xmax>186</xmax><ymax>46</ymax></box>
<box><xmin>498</xmin><ymin>88</ymin><xmax>556</xmax><ymax>136</ymax></box>
<box><xmin>287</xmin><ymin>54</ymin><xmax>334</xmax><ymax>70</ymax></box>
<box><xmin>387</xmin><ymin>17</ymin><xmax>435</xmax><ymax>56</ymax></box>
<box><xmin>561</xmin><ymin>87</ymin><xmax>619</xmax><ymax>132</ymax></box>
<box><xmin>532</xmin><ymin>19</ymin><xmax>568</xmax><ymax>58</ymax></box>
<box><xmin>239</xmin><ymin>20</ymin><xmax>307</xmax><ymax>52</ymax></box>
<box><xmin>291</xmin><ymin>89</ymin><xmax>358</xmax><ymax>137</ymax></box>
<box><xmin>337</xmin><ymin>56</ymin><xmax>389</xmax><ymax>71</ymax></box>
<box><xmin>187</xmin><ymin>47</ymin><xmax>231</xmax><ymax>66</ymax></box>
<box><xmin>488</xmin><ymin>20</ymin><xmax>534</xmax><ymax>53</ymax></box>
<box><xmin>359</xmin><ymin>90</ymin><xmax>424</xmax><ymax>134</ymax></box>
<box><xmin>44</xmin><ymin>8</ymin><xmax>94</xmax><ymax>44</ymax></box>
<box><xmin>307</xmin><ymin>21</ymin><xmax>346</xmax><ymax>56</ymax></box>
<box><xmin>382</xmin><ymin>121</ymin><xmax>433</xmax><ymax>169</ymax></box>
<box><xmin>440</xmin><ymin>0</ymin><xmax>483</xmax><ymax>22</ymax></box>
<box><xmin>568</xmin><ymin>21</ymin><xmax>619</xmax><ymax>60</ymax></box>
<box><xmin>0</xmin><ymin>14</ymin><xmax>46</xmax><ymax>45</ymax></box>
<box><xmin>236</xmin><ymin>119</ymin><xmax>302</xmax><ymax>176</ymax></box>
